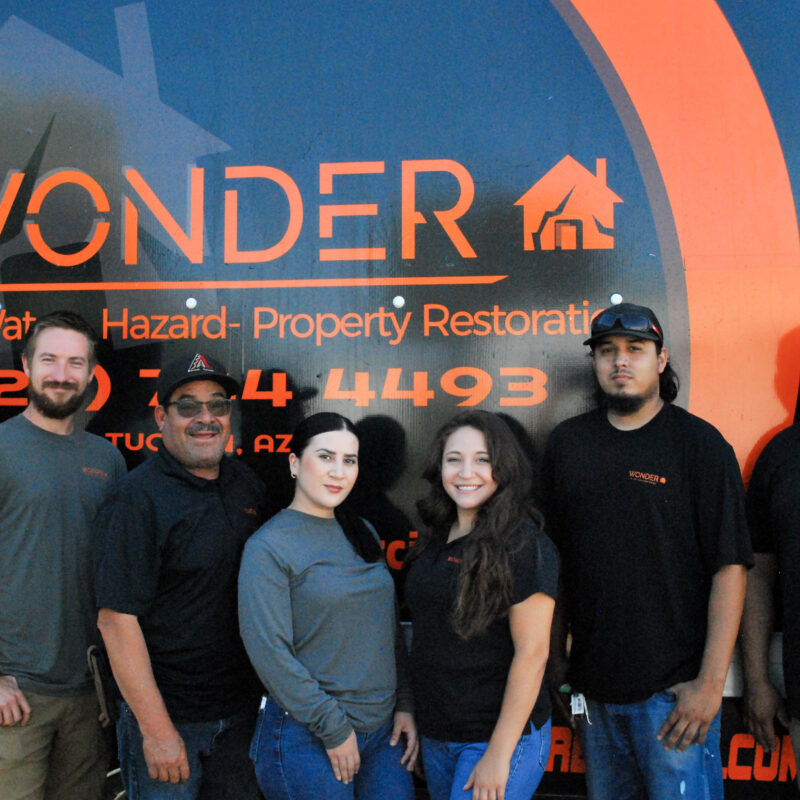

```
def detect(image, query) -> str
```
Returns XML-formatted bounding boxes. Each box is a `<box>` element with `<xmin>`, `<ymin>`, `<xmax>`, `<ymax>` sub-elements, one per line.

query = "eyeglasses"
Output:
<box><xmin>164</xmin><ymin>399</ymin><xmax>232</xmax><ymax>418</ymax></box>
<box><xmin>590</xmin><ymin>310</ymin><xmax>661</xmax><ymax>340</ymax></box>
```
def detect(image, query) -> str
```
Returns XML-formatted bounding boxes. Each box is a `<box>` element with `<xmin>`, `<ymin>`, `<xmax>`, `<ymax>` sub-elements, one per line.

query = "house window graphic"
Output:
<box><xmin>515</xmin><ymin>156</ymin><xmax>622</xmax><ymax>251</ymax></box>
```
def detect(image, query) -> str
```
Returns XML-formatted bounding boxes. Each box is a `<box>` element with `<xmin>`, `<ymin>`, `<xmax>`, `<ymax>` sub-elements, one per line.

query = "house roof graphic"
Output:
<box><xmin>0</xmin><ymin>3</ymin><xmax>229</xmax><ymax>267</ymax></box>
<box><xmin>0</xmin><ymin>3</ymin><xmax>232</xmax><ymax>345</ymax></box>
<box><xmin>515</xmin><ymin>155</ymin><xmax>622</xmax><ymax>251</ymax></box>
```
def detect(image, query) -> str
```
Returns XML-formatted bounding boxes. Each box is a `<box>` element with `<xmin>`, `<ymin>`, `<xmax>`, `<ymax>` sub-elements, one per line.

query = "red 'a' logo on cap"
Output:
<box><xmin>188</xmin><ymin>353</ymin><xmax>212</xmax><ymax>373</ymax></box>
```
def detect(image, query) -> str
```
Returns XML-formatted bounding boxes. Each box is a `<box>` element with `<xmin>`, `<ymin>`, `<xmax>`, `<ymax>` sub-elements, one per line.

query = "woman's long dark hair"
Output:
<box><xmin>290</xmin><ymin>412</ymin><xmax>382</xmax><ymax>563</ymax></box>
<box><xmin>410</xmin><ymin>411</ymin><xmax>544</xmax><ymax>639</ymax></box>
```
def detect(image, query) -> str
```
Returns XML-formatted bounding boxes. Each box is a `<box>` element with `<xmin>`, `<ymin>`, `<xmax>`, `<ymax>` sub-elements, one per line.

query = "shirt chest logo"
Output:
<box><xmin>82</xmin><ymin>466</ymin><xmax>109</xmax><ymax>480</ymax></box>
<box><xmin>627</xmin><ymin>469</ymin><xmax>667</xmax><ymax>486</ymax></box>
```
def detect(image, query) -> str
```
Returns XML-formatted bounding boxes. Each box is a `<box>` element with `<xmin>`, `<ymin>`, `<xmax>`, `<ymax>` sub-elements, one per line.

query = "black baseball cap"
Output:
<box><xmin>583</xmin><ymin>302</ymin><xmax>664</xmax><ymax>347</ymax></box>
<box><xmin>156</xmin><ymin>353</ymin><xmax>240</xmax><ymax>404</ymax></box>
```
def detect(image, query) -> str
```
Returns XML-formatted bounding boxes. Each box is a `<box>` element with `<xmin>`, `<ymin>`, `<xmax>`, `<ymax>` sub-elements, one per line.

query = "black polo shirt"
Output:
<box><xmin>96</xmin><ymin>444</ymin><xmax>267</xmax><ymax>722</ymax></box>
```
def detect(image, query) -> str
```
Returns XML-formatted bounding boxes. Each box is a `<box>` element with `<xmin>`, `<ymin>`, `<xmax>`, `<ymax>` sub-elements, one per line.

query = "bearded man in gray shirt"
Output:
<box><xmin>0</xmin><ymin>311</ymin><xmax>126</xmax><ymax>800</ymax></box>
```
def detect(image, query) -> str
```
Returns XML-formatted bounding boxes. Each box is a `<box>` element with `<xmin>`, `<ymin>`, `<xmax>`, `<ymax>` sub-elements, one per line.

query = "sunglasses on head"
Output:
<box><xmin>590</xmin><ymin>311</ymin><xmax>661</xmax><ymax>340</ymax></box>
<box><xmin>165</xmin><ymin>398</ymin><xmax>232</xmax><ymax>418</ymax></box>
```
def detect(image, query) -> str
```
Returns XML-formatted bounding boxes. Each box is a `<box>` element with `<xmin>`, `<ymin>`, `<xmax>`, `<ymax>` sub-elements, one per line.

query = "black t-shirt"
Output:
<box><xmin>95</xmin><ymin>445</ymin><xmax>267</xmax><ymax>722</ymax></box>
<box><xmin>542</xmin><ymin>403</ymin><xmax>752</xmax><ymax>704</ymax></box>
<box><xmin>406</xmin><ymin>519</ymin><xmax>559</xmax><ymax>742</ymax></box>
<box><xmin>746</xmin><ymin>423</ymin><xmax>800</xmax><ymax>717</ymax></box>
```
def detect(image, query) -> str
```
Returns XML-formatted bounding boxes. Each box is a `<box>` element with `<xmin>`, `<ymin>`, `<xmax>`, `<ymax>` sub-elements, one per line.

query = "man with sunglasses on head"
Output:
<box><xmin>542</xmin><ymin>302</ymin><xmax>752</xmax><ymax>800</ymax></box>
<box><xmin>95</xmin><ymin>353</ymin><xmax>268</xmax><ymax>800</ymax></box>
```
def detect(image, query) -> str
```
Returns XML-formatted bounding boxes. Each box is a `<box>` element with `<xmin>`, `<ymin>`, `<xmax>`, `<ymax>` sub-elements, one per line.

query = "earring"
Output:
<box><xmin>290</xmin><ymin>472</ymin><xmax>296</xmax><ymax>479</ymax></box>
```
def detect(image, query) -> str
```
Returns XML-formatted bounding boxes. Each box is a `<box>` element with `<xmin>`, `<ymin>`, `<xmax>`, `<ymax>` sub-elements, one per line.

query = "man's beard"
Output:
<box><xmin>605</xmin><ymin>393</ymin><xmax>648</xmax><ymax>415</ymax></box>
<box><xmin>594</xmin><ymin>377</ymin><xmax>659</xmax><ymax>416</ymax></box>
<box><xmin>28</xmin><ymin>380</ymin><xmax>89</xmax><ymax>420</ymax></box>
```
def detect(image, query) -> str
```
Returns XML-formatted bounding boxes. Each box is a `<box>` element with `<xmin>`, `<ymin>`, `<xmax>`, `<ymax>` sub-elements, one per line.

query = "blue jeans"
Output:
<box><xmin>577</xmin><ymin>692</ymin><xmax>723</xmax><ymax>800</ymax></box>
<box><xmin>117</xmin><ymin>701</ymin><xmax>262</xmax><ymax>799</ymax></box>
<box><xmin>421</xmin><ymin>718</ymin><xmax>551</xmax><ymax>800</ymax></box>
<box><xmin>251</xmin><ymin>696</ymin><xmax>414</xmax><ymax>800</ymax></box>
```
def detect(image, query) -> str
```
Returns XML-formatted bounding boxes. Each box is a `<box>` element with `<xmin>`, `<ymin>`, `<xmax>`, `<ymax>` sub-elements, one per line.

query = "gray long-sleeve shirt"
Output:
<box><xmin>238</xmin><ymin>508</ymin><xmax>405</xmax><ymax>748</ymax></box>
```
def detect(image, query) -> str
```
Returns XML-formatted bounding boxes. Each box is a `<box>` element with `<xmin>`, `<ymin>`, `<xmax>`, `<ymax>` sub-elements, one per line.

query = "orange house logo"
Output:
<box><xmin>515</xmin><ymin>156</ymin><xmax>622</xmax><ymax>251</ymax></box>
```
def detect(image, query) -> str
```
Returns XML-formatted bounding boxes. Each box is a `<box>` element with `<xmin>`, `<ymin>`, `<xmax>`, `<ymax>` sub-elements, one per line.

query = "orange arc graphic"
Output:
<box><xmin>568</xmin><ymin>0</ymin><xmax>800</xmax><ymax>474</ymax></box>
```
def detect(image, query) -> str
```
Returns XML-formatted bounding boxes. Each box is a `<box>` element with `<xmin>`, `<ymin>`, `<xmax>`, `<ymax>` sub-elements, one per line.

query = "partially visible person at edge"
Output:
<box><xmin>95</xmin><ymin>353</ymin><xmax>268</xmax><ymax>800</ymax></box>
<box><xmin>542</xmin><ymin>302</ymin><xmax>752</xmax><ymax>800</ymax></box>
<box><xmin>238</xmin><ymin>411</ymin><xmax>417</xmax><ymax>800</ymax></box>
<box><xmin>0</xmin><ymin>311</ymin><xmax>126</xmax><ymax>800</ymax></box>
<box><xmin>406</xmin><ymin>410</ymin><xmax>558</xmax><ymax>800</ymax></box>
<box><xmin>739</xmin><ymin>422</ymin><xmax>799</xmax><ymax>789</ymax></box>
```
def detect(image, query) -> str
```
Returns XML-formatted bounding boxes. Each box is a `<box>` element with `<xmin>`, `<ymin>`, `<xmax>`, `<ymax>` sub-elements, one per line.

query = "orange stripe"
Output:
<box><xmin>569</xmin><ymin>0</ymin><xmax>800</xmax><ymax>474</ymax></box>
<box><xmin>0</xmin><ymin>275</ymin><xmax>506</xmax><ymax>292</ymax></box>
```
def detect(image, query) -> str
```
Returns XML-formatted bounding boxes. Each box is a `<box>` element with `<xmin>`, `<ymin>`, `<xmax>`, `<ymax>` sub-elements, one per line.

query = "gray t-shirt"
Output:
<box><xmin>238</xmin><ymin>508</ymin><xmax>401</xmax><ymax>748</ymax></box>
<box><xmin>0</xmin><ymin>414</ymin><xmax>126</xmax><ymax>695</ymax></box>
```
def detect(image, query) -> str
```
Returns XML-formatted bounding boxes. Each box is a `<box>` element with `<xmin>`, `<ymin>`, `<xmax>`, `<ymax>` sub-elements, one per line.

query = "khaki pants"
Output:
<box><xmin>0</xmin><ymin>689</ymin><xmax>108</xmax><ymax>800</ymax></box>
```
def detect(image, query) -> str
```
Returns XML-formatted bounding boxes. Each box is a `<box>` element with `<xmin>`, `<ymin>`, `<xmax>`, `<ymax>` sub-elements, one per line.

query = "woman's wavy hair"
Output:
<box><xmin>290</xmin><ymin>412</ymin><xmax>382</xmax><ymax>563</ymax></box>
<box><xmin>410</xmin><ymin>410</ymin><xmax>544</xmax><ymax>639</ymax></box>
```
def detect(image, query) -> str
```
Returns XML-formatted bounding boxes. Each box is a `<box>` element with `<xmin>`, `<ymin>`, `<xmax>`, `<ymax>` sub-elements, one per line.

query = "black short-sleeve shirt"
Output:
<box><xmin>406</xmin><ymin>520</ymin><xmax>559</xmax><ymax>742</ymax></box>
<box><xmin>746</xmin><ymin>423</ymin><xmax>800</xmax><ymax>716</ymax></box>
<box><xmin>542</xmin><ymin>403</ymin><xmax>752</xmax><ymax>703</ymax></box>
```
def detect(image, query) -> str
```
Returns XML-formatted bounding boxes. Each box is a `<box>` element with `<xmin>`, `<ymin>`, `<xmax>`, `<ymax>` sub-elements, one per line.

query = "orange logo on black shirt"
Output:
<box><xmin>628</xmin><ymin>470</ymin><xmax>667</xmax><ymax>486</ymax></box>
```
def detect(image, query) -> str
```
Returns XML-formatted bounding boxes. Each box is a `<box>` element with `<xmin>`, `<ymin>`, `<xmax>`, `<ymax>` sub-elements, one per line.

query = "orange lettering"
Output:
<box><xmin>26</xmin><ymin>170</ymin><xmax>110</xmax><ymax>267</ymax></box>
<box><xmin>440</xmin><ymin>366</ymin><xmax>492</xmax><ymax>406</ymax></box>
<box><xmin>319</xmin><ymin>161</ymin><xmax>385</xmax><ymax>261</ymax></box>
<box><xmin>241</xmin><ymin>369</ymin><xmax>293</xmax><ymax>406</ymax></box>
<box><xmin>275</xmin><ymin>434</ymin><xmax>292</xmax><ymax>453</ymax></box>
<box><xmin>401</xmin><ymin>159</ymin><xmax>476</xmax><ymax>259</ymax></box>
<box><xmin>0</xmin><ymin>369</ymin><xmax>27</xmax><ymax>406</ymax></box>
<box><xmin>569</xmin><ymin>736</ymin><xmax>586</xmax><ymax>773</ymax></box>
<box><xmin>254</xmin><ymin>435</ymin><xmax>275</xmax><ymax>453</ymax></box>
<box><xmin>124</xmin><ymin>433</ymin><xmax>145</xmax><ymax>451</ymax></box>
<box><xmin>546</xmin><ymin>726</ymin><xmax>572</xmax><ymax>773</ymax></box>
<box><xmin>727</xmin><ymin>733</ymin><xmax>753</xmax><ymax>781</ymax></box>
<box><xmin>779</xmin><ymin>733</ymin><xmax>797</xmax><ymax>782</ymax></box>
<box><xmin>382</xmin><ymin>368</ymin><xmax>434</xmax><ymax>406</ymax></box>
<box><xmin>753</xmin><ymin>742</ymin><xmax>779</xmax><ymax>782</ymax></box>
<box><xmin>137</xmin><ymin>368</ymin><xmax>161</xmax><ymax>407</ymax></box>
<box><xmin>499</xmin><ymin>367</ymin><xmax>548</xmax><ymax>407</ymax></box>
<box><xmin>385</xmin><ymin>540</ymin><xmax>406</xmax><ymax>571</ymax></box>
<box><xmin>124</xmin><ymin>197</ymin><xmax>138</xmax><ymax>264</ymax></box>
<box><xmin>324</xmin><ymin>369</ymin><xmax>375</xmax><ymax>407</ymax></box>
<box><xmin>125</xmin><ymin>168</ymin><xmax>204</xmax><ymax>264</ymax></box>
<box><xmin>224</xmin><ymin>166</ymin><xmax>302</xmax><ymax>263</ymax></box>
<box><xmin>86</xmin><ymin>364</ymin><xmax>111</xmax><ymax>412</ymax></box>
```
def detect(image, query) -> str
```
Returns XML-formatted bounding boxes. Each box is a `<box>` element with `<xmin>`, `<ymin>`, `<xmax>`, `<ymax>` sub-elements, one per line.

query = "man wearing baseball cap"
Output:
<box><xmin>95</xmin><ymin>353</ymin><xmax>268</xmax><ymax>799</ymax></box>
<box><xmin>542</xmin><ymin>302</ymin><xmax>752</xmax><ymax>799</ymax></box>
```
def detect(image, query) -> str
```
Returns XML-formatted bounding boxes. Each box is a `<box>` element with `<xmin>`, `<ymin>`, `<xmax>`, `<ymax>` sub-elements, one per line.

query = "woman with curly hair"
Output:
<box><xmin>406</xmin><ymin>410</ymin><xmax>558</xmax><ymax>800</ymax></box>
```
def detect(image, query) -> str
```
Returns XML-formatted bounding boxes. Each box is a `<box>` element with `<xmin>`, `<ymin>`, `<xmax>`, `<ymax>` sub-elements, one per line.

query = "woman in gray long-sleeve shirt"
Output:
<box><xmin>238</xmin><ymin>412</ymin><xmax>417</xmax><ymax>800</ymax></box>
